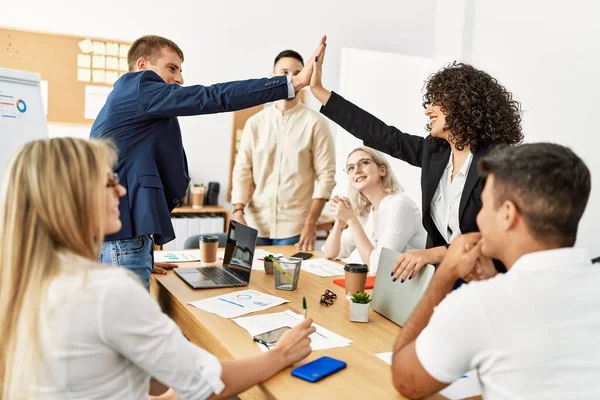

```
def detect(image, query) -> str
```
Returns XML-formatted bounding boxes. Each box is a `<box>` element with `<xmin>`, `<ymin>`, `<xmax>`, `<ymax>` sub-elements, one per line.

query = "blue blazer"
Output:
<box><xmin>90</xmin><ymin>70</ymin><xmax>289</xmax><ymax>245</ymax></box>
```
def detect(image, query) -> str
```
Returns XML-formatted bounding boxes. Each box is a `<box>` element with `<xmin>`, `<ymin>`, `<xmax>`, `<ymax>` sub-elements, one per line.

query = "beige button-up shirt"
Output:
<box><xmin>232</xmin><ymin>102</ymin><xmax>335</xmax><ymax>239</ymax></box>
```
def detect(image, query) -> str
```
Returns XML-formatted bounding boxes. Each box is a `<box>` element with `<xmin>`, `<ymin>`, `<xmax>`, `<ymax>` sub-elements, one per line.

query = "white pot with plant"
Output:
<box><xmin>349</xmin><ymin>292</ymin><xmax>371</xmax><ymax>323</ymax></box>
<box><xmin>263</xmin><ymin>254</ymin><xmax>275</xmax><ymax>274</ymax></box>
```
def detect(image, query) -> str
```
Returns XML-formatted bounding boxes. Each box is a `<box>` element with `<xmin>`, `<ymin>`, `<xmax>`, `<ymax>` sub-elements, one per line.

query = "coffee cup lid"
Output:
<box><xmin>343</xmin><ymin>263</ymin><xmax>369</xmax><ymax>273</ymax></box>
<box><xmin>201</xmin><ymin>236</ymin><xmax>219</xmax><ymax>243</ymax></box>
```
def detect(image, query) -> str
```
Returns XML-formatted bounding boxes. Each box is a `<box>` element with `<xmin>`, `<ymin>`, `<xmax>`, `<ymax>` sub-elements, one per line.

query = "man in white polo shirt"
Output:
<box><xmin>390</xmin><ymin>143</ymin><xmax>599</xmax><ymax>399</ymax></box>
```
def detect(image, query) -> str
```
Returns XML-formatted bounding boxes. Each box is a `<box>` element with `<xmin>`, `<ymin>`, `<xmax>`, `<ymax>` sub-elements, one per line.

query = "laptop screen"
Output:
<box><xmin>222</xmin><ymin>220</ymin><xmax>258</xmax><ymax>282</ymax></box>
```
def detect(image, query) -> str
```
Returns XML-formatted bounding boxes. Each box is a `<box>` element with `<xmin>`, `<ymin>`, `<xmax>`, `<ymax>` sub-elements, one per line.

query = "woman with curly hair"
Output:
<box><xmin>311</xmin><ymin>50</ymin><xmax>523</xmax><ymax>283</ymax></box>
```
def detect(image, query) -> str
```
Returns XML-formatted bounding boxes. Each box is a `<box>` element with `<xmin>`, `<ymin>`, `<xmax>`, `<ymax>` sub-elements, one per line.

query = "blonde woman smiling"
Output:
<box><xmin>0</xmin><ymin>138</ymin><xmax>314</xmax><ymax>399</ymax></box>
<box><xmin>323</xmin><ymin>147</ymin><xmax>426</xmax><ymax>275</ymax></box>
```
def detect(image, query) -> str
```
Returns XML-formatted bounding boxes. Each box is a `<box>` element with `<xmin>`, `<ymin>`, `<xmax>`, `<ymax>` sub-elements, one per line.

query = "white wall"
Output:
<box><xmin>336</xmin><ymin>48</ymin><xmax>435</xmax><ymax>208</ymax></box>
<box><xmin>331</xmin><ymin>0</ymin><xmax>467</xmax><ymax>210</ymax></box>
<box><xmin>469</xmin><ymin>0</ymin><xmax>600</xmax><ymax>256</ymax></box>
<box><xmin>0</xmin><ymin>0</ymin><xmax>436</xmax><ymax>205</ymax></box>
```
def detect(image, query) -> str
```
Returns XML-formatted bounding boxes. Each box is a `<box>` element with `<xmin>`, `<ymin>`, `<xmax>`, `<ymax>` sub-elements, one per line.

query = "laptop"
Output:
<box><xmin>174</xmin><ymin>220</ymin><xmax>258</xmax><ymax>289</ymax></box>
<box><xmin>371</xmin><ymin>247</ymin><xmax>435</xmax><ymax>327</ymax></box>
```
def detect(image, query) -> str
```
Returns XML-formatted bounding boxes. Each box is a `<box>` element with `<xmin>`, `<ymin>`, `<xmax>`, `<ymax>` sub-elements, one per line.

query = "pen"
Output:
<box><xmin>303</xmin><ymin>296</ymin><xmax>307</xmax><ymax>319</ymax></box>
<box><xmin>273</xmin><ymin>260</ymin><xmax>293</xmax><ymax>283</ymax></box>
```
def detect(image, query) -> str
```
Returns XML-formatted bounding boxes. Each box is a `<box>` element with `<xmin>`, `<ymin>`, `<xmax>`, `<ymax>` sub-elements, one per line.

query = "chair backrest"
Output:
<box><xmin>184</xmin><ymin>233</ymin><xmax>228</xmax><ymax>249</ymax></box>
<box><xmin>592</xmin><ymin>256</ymin><xmax>600</xmax><ymax>264</ymax></box>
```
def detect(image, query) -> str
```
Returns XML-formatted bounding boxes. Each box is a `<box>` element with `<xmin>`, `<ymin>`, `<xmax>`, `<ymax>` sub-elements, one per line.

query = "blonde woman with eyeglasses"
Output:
<box><xmin>0</xmin><ymin>138</ymin><xmax>315</xmax><ymax>400</ymax></box>
<box><xmin>323</xmin><ymin>147</ymin><xmax>426</xmax><ymax>274</ymax></box>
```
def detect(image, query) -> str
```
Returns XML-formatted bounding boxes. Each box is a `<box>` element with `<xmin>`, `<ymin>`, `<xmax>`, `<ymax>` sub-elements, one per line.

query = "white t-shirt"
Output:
<box><xmin>415</xmin><ymin>248</ymin><xmax>600</xmax><ymax>399</ymax></box>
<box><xmin>430</xmin><ymin>152</ymin><xmax>473</xmax><ymax>243</ymax></box>
<box><xmin>332</xmin><ymin>193</ymin><xmax>427</xmax><ymax>274</ymax></box>
<box><xmin>33</xmin><ymin>253</ymin><xmax>224</xmax><ymax>400</ymax></box>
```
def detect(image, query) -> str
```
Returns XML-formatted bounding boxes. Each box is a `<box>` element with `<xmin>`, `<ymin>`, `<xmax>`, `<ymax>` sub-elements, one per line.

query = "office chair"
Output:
<box><xmin>184</xmin><ymin>233</ymin><xmax>228</xmax><ymax>249</ymax></box>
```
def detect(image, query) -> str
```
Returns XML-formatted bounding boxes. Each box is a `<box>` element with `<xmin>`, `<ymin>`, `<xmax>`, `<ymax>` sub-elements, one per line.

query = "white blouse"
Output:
<box><xmin>33</xmin><ymin>253</ymin><xmax>224</xmax><ymax>400</ymax></box>
<box><xmin>331</xmin><ymin>193</ymin><xmax>427</xmax><ymax>274</ymax></box>
<box><xmin>430</xmin><ymin>152</ymin><xmax>473</xmax><ymax>243</ymax></box>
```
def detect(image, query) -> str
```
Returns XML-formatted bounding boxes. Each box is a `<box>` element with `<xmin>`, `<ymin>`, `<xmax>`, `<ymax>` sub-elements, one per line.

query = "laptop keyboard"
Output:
<box><xmin>199</xmin><ymin>267</ymin><xmax>242</xmax><ymax>285</ymax></box>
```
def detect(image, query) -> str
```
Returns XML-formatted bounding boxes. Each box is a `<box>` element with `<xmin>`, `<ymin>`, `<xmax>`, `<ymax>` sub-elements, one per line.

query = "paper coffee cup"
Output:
<box><xmin>200</xmin><ymin>236</ymin><xmax>218</xmax><ymax>263</ymax></box>
<box><xmin>344</xmin><ymin>263</ymin><xmax>369</xmax><ymax>295</ymax></box>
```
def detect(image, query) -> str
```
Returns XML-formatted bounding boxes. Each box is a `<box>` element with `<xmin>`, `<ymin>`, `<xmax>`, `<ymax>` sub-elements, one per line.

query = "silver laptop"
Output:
<box><xmin>371</xmin><ymin>247</ymin><xmax>435</xmax><ymax>327</ymax></box>
<box><xmin>174</xmin><ymin>220</ymin><xmax>258</xmax><ymax>289</ymax></box>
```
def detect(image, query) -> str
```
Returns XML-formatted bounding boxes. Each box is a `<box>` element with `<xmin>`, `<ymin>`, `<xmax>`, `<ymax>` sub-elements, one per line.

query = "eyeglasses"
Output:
<box><xmin>344</xmin><ymin>158</ymin><xmax>375</xmax><ymax>175</ymax></box>
<box><xmin>106</xmin><ymin>172</ymin><xmax>120</xmax><ymax>188</ymax></box>
<box><xmin>320</xmin><ymin>289</ymin><xmax>338</xmax><ymax>306</ymax></box>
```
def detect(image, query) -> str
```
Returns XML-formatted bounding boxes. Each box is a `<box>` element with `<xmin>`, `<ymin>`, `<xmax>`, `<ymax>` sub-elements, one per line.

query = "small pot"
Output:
<box><xmin>264</xmin><ymin>261</ymin><xmax>274</xmax><ymax>274</ymax></box>
<box><xmin>349</xmin><ymin>302</ymin><xmax>370</xmax><ymax>323</ymax></box>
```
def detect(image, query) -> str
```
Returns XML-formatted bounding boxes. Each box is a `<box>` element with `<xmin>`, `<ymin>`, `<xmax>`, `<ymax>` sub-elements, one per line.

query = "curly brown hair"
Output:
<box><xmin>423</xmin><ymin>62</ymin><xmax>524</xmax><ymax>152</ymax></box>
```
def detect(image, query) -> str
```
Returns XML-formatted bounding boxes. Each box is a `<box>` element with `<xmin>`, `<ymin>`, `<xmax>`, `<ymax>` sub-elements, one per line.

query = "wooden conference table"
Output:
<box><xmin>150</xmin><ymin>246</ymin><xmax>480</xmax><ymax>400</ymax></box>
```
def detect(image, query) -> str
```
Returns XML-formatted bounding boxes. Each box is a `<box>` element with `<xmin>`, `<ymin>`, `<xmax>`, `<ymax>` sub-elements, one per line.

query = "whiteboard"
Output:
<box><xmin>334</xmin><ymin>48</ymin><xmax>436</xmax><ymax>209</ymax></box>
<box><xmin>0</xmin><ymin>68</ymin><xmax>48</xmax><ymax>177</ymax></box>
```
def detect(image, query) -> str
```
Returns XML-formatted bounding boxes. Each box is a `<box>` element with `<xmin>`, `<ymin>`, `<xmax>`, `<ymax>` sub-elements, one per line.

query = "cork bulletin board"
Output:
<box><xmin>0</xmin><ymin>27</ymin><xmax>132</xmax><ymax>125</ymax></box>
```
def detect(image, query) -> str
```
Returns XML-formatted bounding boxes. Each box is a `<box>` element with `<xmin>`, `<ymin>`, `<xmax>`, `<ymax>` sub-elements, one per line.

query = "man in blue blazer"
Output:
<box><xmin>91</xmin><ymin>35</ymin><xmax>325</xmax><ymax>288</ymax></box>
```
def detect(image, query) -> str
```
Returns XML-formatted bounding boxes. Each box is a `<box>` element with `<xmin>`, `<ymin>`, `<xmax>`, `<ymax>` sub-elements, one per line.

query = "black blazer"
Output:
<box><xmin>321</xmin><ymin>91</ymin><xmax>494</xmax><ymax>252</ymax></box>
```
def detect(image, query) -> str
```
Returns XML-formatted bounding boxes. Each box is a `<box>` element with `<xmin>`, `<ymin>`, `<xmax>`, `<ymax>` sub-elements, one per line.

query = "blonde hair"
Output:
<box><xmin>0</xmin><ymin>137</ymin><xmax>117</xmax><ymax>398</ymax></box>
<box><xmin>347</xmin><ymin>147</ymin><xmax>401</xmax><ymax>216</ymax></box>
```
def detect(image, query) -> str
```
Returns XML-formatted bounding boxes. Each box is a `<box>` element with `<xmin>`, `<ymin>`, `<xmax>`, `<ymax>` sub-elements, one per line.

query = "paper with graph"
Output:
<box><xmin>154</xmin><ymin>250</ymin><xmax>201</xmax><ymax>263</ymax></box>
<box><xmin>188</xmin><ymin>289</ymin><xmax>289</xmax><ymax>318</ymax></box>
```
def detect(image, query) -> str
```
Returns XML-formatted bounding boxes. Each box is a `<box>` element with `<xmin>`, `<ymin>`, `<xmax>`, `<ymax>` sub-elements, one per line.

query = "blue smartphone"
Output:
<box><xmin>291</xmin><ymin>356</ymin><xmax>347</xmax><ymax>383</ymax></box>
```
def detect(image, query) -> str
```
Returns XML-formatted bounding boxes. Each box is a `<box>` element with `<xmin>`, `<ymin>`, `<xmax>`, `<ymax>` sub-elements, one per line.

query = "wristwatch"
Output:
<box><xmin>233</xmin><ymin>206</ymin><xmax>245</xmax><ymax>215</ymax></box>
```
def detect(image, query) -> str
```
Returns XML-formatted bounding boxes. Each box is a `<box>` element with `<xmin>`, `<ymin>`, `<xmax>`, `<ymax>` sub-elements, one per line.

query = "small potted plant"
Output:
<box><xmin>263</xmin><ymin>254</ymin><xmax>275</xmax><ymax>274</ymax></box>
<box><xmin>349</xmin><ymin>292</ymin><xmax>372</xmax><ymax>323</ymax></box>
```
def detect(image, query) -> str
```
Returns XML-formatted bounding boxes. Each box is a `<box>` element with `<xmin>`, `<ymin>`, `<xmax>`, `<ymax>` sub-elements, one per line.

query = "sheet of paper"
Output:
<box><xmin>92</xmin><ymin>70</ymin><xmax>106</xmax><ymax>84</ymax></box>
<box><xmin>78</xmin><ymin>38</ymin><xmax>93</xmax><ymax>53</ymax></box>
<box><xmin>106</xmin><ymin>56</ymin><xmax>119</xmax><ymax>70</ymax></box>
<box><xmin>374</xmin><ymin>353</ymin><xmax>482</xmax><ymax>399</ymax></box>
<box><xmin>77</xmin><ymin>68</ymin><xmax>91</xmax><ymax>82</ymax></box>
<box><xmin>375</xmin><ymin>352</ymin><xmax>392</xmax><ymax>364</ymax></box>
<box><xmin>252</xmin><ymin>249</ymin><xmax>284</xmax><ymax>270</ymax></box>
<box><xmin>119</xmin><ymin>57</ymin><xmax>129</xmax><ymax>72</ymax></box>
<box><xmin>92</xmin><ymin>55</ymin><xmax>106</xmax><ymax>69</ymax></box>
<box><xmin>106</xmin><ymin>42</ymin><xmax>119</xmax><ymax>56</ymax></box>
<box><xmin>93</xmin><ymin>41</ymin><xmax>106</xmax><ymax>55</ymax></box>
<box><xmin>105</xmin><ymin>71</ymin><xmax>119</xmax><ymax>85</ymax></box>
<box><xmin>154</xmin><ymin>250</ymin><xmax>201</xmax><ymax>263</ymax></box>
<box><xmin>234</xmin><ymin>310</ymin><xmax>352</xmax><ymax>351</ymax></box>
<box><xmin>302</xmin><ymin>258</ymin><xmax>346</xmax><ymax>277</ymax></box>
<box><xmin>84</xmin><ymin>85</ymin><xmax>112</xmax><ymax>119</ymax></box>
<box><xmin>119</xmin><ymin>44</ymin><xmax>131</xmax><ymax>58</ymax></box>
<box><xmin>77</xmin><ymin>54</ymin><xmax>91</xmax><ymax>68</ymax></box>
<box><xmin>188</xmin><ymin>289</ymin><xmax>289</xmax><ymax>318</ymax></box>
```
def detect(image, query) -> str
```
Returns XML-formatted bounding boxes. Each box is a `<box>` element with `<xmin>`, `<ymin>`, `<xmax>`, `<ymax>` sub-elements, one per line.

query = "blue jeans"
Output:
<box><xmin>256</xmin><ymin>235</ymin><xmax>301</xmax><ymax>246</ymax></box>
<box><xmin>99</xmin><ymin>235</ymin><xmax>154</xmax><ymax>290</ymax></box>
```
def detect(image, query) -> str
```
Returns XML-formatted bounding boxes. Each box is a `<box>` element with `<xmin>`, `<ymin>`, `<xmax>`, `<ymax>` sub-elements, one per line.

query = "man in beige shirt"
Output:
<box><xmin>231</xmin><ymin>50</ymin><xmax>335</xmax><ymax>250</ymax></box>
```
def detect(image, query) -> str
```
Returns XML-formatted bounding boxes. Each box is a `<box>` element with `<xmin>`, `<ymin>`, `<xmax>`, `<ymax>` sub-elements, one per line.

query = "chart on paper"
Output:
<box><xmin>188</xmin><ymin>289</ymin><xmax>289</xmax><ymax>318</ymax></box>
<box><xmin>0</xmin><ymin>93</ymin><xmax>16</xmax><ymax>118</ymax></box>
<box><xmin>154</xmin><ymin>250</ymin><xmax>201</xmax><ymax>263</ymax></box>
<box><xmin>302</xmin><ymin>258</ymin><xmax>346</xmax><ymax>277</ymax></box>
